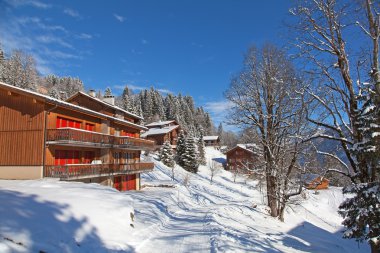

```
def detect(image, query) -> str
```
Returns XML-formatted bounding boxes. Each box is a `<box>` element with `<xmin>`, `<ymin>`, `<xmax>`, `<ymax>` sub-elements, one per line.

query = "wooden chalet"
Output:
<box><xmin>226</xmin><ymin>144</ymin><xmax>259</xmax><ymax>173</ymax></box>
<box><xmin>141</xmin><ymin>120</ymin><xmax>180</xmax><ymax>148</ymax></box>
<box><xmin>203</xmin><ymin>136</ymin><xmax>220</xmax><ymax>148</ymax></box>
<box><xmin>0</xmin><ymin>82</ymin><xmax>155</xmax><ymax>191</ymax></box>
<box><xmin>302</xmin><ymin>174</ymin><xmax>329</xmax><ymax>190</ymax></box>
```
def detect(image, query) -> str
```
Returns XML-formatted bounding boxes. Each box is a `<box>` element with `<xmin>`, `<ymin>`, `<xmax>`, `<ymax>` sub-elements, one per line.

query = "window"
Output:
<box><xmin>121</xmin><ymin>130</ymin><xmax>137</xmax><ymax>137</ymax></box>
<box><xmin>85</xmin><ymin>123</ymin><xmax>95</xmax><ymax>131</ymax></box>
<box><xmin>83</xmin><ymin>151</ymin><xmax>95</xmax><ymax>164</ymax></box>
<box><xmin>55</xmin><ymin>150</ymin><xmax>80</xmax><ymax>165</ymax></box>
<box><xmin>56</xmin><ymin>117</ymin><xmax>81</xmax><ymax>129</ymax></box>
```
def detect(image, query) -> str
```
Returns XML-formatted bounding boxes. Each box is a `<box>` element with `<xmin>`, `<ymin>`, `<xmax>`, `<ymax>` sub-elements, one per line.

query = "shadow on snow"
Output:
<box><xmin>0</xmin><ymin>189</ymin><xmax>134</xmax><ymax>253</ymax></box>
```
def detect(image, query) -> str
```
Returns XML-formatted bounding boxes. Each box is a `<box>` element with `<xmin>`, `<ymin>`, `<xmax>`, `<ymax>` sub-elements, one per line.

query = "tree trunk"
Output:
<box><xmin>266</xmin><ymin>174</ymin><xmax>278</xmax><ymax>217</ymax></box>
<box><xmin>370</xmin><ymin>240</ymin><xmax>380</xmax><ymax>253</ymax></box>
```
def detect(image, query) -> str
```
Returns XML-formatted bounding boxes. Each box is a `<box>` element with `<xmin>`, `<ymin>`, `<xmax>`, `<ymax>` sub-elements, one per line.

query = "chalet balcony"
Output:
<box><xmin>46</xmin><ymin>128</ymin><xmax>155</xmax><ymax>150</ymax></box>
<box><xmin>44</xmin><ymin>162</ymin><xmax>155</xmax><ymax>180</ymax></box>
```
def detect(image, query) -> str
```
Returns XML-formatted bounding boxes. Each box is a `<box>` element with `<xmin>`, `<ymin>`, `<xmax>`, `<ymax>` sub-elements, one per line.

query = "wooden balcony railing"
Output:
<box><xmin>46</xmin><ymin>128</ymin><xmax>155</xmax><ymax>150</ymax></box>
<box><xmin>44</xmin><ymin>162</ymin><xmax>155</xmax><ymax>180</ymax></box>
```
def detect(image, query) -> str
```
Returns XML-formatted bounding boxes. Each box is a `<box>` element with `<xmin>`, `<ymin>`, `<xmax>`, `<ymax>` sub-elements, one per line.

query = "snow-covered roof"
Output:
<box><xmin>141</xmin><ymin>125</ymin><xmax>179</xmax><ymax>137</ymax></box>
<box><xmin>226</xmin><ymin>143</ymin><xmax>260</xmax><ymax>155</ymax></box>
<box><xmin>67</xmin><ymin>91</ymin><xmax>143</xmax><ymax>120</ymax></box>
<box><xmin>301</xmin><ymin>173</ymin><xmax>329</xmax><ymax>183</ymax></box>
<box><xmin>203</xmin><ymin>136</ymin><xmax>219</xmax><ymax>141</ymax></box>
<box><xmin>0</xmin><ymin>82</ymin><xmax>147</xmax><ymax>131</ymax></box>
<box><xmin>145</xmin><ymin>120</ymin><xmax>176</xmax><ymax>127</ymax></box>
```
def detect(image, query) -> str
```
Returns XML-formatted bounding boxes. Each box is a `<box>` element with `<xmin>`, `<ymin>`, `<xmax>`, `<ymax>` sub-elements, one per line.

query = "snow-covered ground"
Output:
<box><xmin>0</xmin><ymin>147</ymin><xmax>369</xmax><ymax>252</ymax></box>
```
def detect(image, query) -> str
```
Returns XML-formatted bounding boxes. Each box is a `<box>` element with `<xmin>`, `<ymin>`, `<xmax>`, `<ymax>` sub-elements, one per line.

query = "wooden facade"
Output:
<box><xmin>203</xmin><ymin>136</ymin><xmax>220</xmax><ymax>147</ymax></box>
<box><xmin>226</xmin><ymin>146</ymin><xmax>258</xmax><ymax>173</ymax></box>
<box><xmin>142</xmin><ymin>120</ymin><xmax>180</xmax><ymax>148</ymax></box>
<box><xmin>0</xmin><ymin>82</ymin><xmax>154</xmax><ymax>190</ymax></box>
<box><xmin>0</xmin><ymin>88</ymin><xmax>45</xmax><ymax>166</ymax></box>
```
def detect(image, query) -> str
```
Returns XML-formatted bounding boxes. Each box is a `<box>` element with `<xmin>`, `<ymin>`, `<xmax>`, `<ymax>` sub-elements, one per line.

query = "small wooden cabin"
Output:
<box><xmin>141</xmin><ymin>120</ymin><xmax>181</xmax><ymax>148</ymax></box>
<box><xmin>203</xmin><ymin>136</ymin><xmax>220</xmax><ymax>148</ymax></box>
<box><xmin>226</xmin><ymin>144</ymin><xmax>259</xmax><ymax>173</ymax></box>
<box><xmin>0</xmin><ymin>82</ymin><xmax>155</xmax><ymax>191</ymax></box>
<box><xmin>302</xmin><ymin>174</ymin><xmax>329</xmax><ymax>190</ymax></box>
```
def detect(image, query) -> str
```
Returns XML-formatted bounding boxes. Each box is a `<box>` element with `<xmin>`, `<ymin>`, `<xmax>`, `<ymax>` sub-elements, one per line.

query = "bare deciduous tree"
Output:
<box><xmin>290</xmin><ymin>0</ymin><xmax>380</xmax><ymax>251</ymax></box>
<box><xmin>209</xmin><ymin>159</ymin><xmax>222</xmax><ymax>184</ymax></box>
<box><xmin>225</xmin><ymin>44</ymin><xmax>308</xmax><ymax>221</ymax></box>
<box><xmin>1</xmin><ymin>50</ymin><xmax>38</xmax><ymax>91</ymax></box>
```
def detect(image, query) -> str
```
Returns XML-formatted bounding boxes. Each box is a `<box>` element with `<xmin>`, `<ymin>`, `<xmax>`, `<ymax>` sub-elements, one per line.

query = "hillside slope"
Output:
<box><xmin>0</xmin><ymin>147</ymin><xmax>369</xmax><ymax>252</ymax></box>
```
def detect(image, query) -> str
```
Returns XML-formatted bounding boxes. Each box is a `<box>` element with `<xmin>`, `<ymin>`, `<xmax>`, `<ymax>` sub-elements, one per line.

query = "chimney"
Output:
<box><xmin>103</xmin><ymin>95</ymin><xmax>115</xmax><ymax>105</ymax></box>
<box><xmin>88</xmin><ymin>89</ymin><xmax>96</xmax><ymax>97</ymax></box>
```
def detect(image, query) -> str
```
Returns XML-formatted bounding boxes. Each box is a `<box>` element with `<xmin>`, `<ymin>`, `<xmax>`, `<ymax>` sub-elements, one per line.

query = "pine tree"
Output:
<box><xmin>339</xmin><ymin>80</ymin><xmax>380</xmax><ymax>250</ymax></box>
<box><xmin>197</xmin><ymin>130</ymin><xmax>206</xmax><ymax>165</ymax></box>
<box><xmin>104</xmin><ymin>87</ymin><xmax>112</xmax><ymax>96</ymax></box>
<box><xmin>175</xmin><ymin>130</ymin><xmax>186</xmax><ymax>166</ymax></box>
<box><xmin>121</xmin><ymin>85</ymin><xmax>136</xmax><ymax>112</ymax></box>
<box><xmin>339</xmin><ymin>183</ymin><xmax>380</xmax><ymax>247</ymax></box>
<box><xmin>217</xmin><ymin>123</ymin><xmax>223</xmax><ymax>144</ymax></box>
<box><xmin>181</xmin><ymin>136</ymin><xmax>199</xmax><ymax>173</ymax></box>
<box><xmin>159</xmin><ymin>140</ymin><xmax>175</xmax><ymax>168</ymax></box>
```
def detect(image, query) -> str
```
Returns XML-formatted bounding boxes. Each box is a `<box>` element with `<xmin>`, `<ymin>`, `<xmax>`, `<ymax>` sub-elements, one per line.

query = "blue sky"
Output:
<box><xmin>0</xmin><ymin>0</ymin><xmax>292</xmax><ymax>127</ymax></box>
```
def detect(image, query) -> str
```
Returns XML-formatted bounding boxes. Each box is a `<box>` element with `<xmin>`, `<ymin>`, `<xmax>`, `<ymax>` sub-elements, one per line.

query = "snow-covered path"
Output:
<box><xmin>130</xmin><ymin>153</ymin><xmax>366</xmax><ymax>253</ymax></box>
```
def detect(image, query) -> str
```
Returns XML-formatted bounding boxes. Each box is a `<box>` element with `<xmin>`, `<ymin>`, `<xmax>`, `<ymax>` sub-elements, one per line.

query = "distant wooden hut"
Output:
<box><xmin>302</xmin><ymin>174</ymin><xmax>329</xmax><ymax>190</ymax></box>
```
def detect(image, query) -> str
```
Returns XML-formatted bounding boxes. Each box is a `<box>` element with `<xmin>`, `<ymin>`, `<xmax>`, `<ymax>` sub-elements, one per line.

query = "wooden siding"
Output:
<box><xmin>48</xmin><ymin>108</ymin><xmax>102</xmax><ymax>132</ymax></box>
<box><xmin>305</xmin><ymin>178</ymin><xmax>329</xmax><ymax>190</ymax></box>
<box><xmin>145</xmin><ymin>128</ymin><xmax>180</xmax><ymax>146</ymax></box>
<box><xmin>0</xmin><ymin>89</ymin><xmax>45</xmax><ymax>165</ymax></box>
<box><xmin>226</xmin><ymin>147</ymin><xmax>257</xmax><ymax>172</ymax></box>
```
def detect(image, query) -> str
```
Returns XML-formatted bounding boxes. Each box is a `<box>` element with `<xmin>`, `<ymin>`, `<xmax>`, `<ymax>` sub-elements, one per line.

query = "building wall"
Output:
<box><xmin>0</xmin><ymin>166</ymin><xmax>43</xmax><ymax>179</ymax></box>
<box><xmin>226</xmin><ymin>147</ymin><xmax>256</xmax><ymax>172</ymax></box>
<box><xmin>205</xmin><ymin>140</ymin><xmax>219</xmax><ymax>146</ymax></box>
<box><xmin>47</xmin><ymin>109</ymin><xmax>102</xmax><ymax>131</ymax></box>
<box><xmin>306</xmin><ymin>178</ymin><xmax>329</xmax><ymax>190</ymax></box>
<box><xmin>0</xmin><ymin>89</ymin><xmax>45</xmax><ymax>168</ymax></box>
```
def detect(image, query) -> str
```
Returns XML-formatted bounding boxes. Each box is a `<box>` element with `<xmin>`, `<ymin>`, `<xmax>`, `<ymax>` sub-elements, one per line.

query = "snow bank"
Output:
<box><xmin>0</xmin><ymin>179</ymin><xmax>135</xmax><ymax>252</ymax></box>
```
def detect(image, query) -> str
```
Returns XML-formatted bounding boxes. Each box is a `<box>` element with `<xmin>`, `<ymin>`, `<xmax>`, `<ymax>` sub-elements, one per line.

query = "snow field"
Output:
<box><xmin>0</xmin><ymin>147</ymin><xmax>369</xmax><ymax>252</ymax></box>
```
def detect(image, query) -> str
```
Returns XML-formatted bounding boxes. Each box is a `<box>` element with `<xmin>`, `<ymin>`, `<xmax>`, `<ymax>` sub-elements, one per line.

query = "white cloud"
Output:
<box><xmin>113</xmin><ymin>14</ymin><xmax>125</xmax><ymax>22</ymax></box>
<box><xmin>63</xmin><ymin>8</ymin><xmax>80</xmax><ymax>18</ymax></box>
<box><xmin>191</xmin><ymin>42</ymin><xmax>204</xmax><ymax>48</ymax></box>
<box><xmin>204</xmin><ymin>100</ymin><xmax>234</xmax><ymax>126</ymax></box>
<box><xmin>5</xmin><ymin>0</ymin><xmax>51</xmax><ymax>9</ymax></box>
<box><xmin>204</xmin><ymin>100</ymin><xmax>234</xmax><ymax>114</ymax></box>
<box><xmin>77</xmin><ymin>33</ymin><xmax>93</xmax><ymax>40</ymax></box>
<box><xmin>141</xmin><ymin>39</ymin><xmax>148</xmax><ymax>45</ymax></box>
<box><xmin>17</xmin><ymin>17</ymin><xmax>68</xmax><ymax>33</ymax></box>
<box><xmin>0</xmin><ymin>14</ymin><xmax>86</xmax><ymax>75</ymax></box>
<box><xmin>36</xmin><ymin>35</ymin><xmax>73</xmax><ymax>48</ymax></box>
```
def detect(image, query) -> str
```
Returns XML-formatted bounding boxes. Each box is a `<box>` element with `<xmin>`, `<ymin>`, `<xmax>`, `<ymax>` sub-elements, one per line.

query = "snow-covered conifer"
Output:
<box><xmin>159</xmin><ymin>140</ymin><xmax>175</xmax><ymax>168</ymax></box>
<box><xmin>175</xmin><ymin>130</ymin><xmax>186</xmax><ymax>166</ymax></box>
<box><xmin>104</xmin><ymin>87</ymin><xmax>112</xmax><ymax>96</ymax></box>
<box><xmin>197</xmin><ymin>130</ymin><xmax>206</xmax><ymax>165</ymax></box>
<box><xmin>181</xmin><ymin>136</ymin><xmax>199</xmax><ymax>173</ymax></box>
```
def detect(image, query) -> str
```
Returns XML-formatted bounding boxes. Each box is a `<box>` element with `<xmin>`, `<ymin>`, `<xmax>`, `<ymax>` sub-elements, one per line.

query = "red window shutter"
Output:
<box><xmin>73</xmin><ymin>151</ymin><xmax>80</xmax><ymax>164</ymax></box>
<box><xmin>56</xmin><ymin>117</ymin><xmax>61</xmax><ymax>128</ymax></box>
<box><xmin>85</xmin><ymin>123</ymin><xmax>95</xmax><ymax>131</ymax></box>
